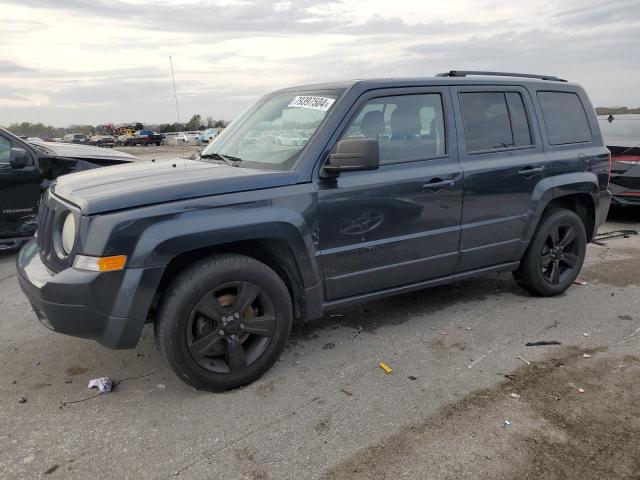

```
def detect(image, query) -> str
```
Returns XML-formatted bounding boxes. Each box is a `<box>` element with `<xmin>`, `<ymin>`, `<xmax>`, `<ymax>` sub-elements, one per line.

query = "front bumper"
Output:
<box><xmin>16</xmin><ymin>240</ymin><xmax>164</xmax><ymax>349</ymax></box>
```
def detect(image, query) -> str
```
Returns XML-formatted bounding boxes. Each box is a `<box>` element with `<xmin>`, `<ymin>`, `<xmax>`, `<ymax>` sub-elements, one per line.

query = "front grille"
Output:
<box><xmin>36</xmin><ymin>191</ymin><xmax>72</xmax><ymax>273</ymax></box>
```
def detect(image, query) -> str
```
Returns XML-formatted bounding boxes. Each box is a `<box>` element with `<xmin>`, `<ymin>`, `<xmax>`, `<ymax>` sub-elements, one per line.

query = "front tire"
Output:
<box><xmin>155</xmin><ymin>254</ymin><xmax>293</xmax><ymax>391</ymax></box>
<box><xmin>514</xmin><ymin>209</ymin><xmax>587</xmax><ymax>296</ymax></box>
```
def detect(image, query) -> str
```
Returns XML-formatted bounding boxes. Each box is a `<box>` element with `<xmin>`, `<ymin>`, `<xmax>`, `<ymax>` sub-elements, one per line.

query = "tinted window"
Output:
<box><xmin>342</xmin><ymin>93</ymin><xmax>445</xmax><ymax>165</ymax></box>
<box><xmin>506</xmin><ymin>92</ymin><xmax>532</xmax><ymax>146</ymax></box>
<box><xmin>538</xmin><ymin>91</ymin><xmax>591</xmax><ymax>145</ymax></box>
<box><xmin>0</xmin><ymin>136</ymin><xmax>11</xmax><ymax>165</ymax></box>
<box><xmin>460</xmin><ymin>92</ymin><xmax>514</xmax><ymax>151</ymax></box>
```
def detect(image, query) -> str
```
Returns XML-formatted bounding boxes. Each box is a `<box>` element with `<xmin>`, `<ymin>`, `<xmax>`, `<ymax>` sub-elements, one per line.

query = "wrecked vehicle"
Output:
<box><xmin>0</xmin><ymin>129</ymin><xmax>136</xmax><ymax>250</ymax></box>
<box><xmin>17</xmin><ymin>71</ymin><xmax>611</xmax><ymax>391</ymax></box>
<box><xmin>598</xmin><ymin>114</ymin><xmax>640</xmax><ymax>206</ymax></box>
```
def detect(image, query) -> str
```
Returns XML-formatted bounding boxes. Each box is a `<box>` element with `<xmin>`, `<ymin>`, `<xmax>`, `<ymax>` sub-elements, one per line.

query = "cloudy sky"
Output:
<box><xmin>1</xmin><ymin>0</ymin><xmax>638</xmax><ymax>126</ymax></box>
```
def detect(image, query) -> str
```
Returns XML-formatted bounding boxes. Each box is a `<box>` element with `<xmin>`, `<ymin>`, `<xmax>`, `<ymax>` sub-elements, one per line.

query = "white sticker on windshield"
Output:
<box><xmin>288</xmin><ymin>96</ymin><xmax>335</xmax><ymax>111</ymax></box>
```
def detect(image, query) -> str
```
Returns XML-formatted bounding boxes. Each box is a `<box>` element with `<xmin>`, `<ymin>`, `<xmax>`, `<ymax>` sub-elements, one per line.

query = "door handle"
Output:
<box><xmin>422</xmin><ymin>177</ymin><xmax>456</xmax><ymax>191</ymax></box>
<box><xmin>518</xmin><ymin>165</ymin><xmax>545</xmax><ymax>176</ymax></box>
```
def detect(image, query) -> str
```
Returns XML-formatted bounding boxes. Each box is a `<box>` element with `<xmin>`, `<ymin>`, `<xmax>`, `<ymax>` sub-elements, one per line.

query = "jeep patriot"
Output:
<box><xmin>17</xmin><ymin>71</ymin><xmax>612</xmax><ymax>391</ymax></box>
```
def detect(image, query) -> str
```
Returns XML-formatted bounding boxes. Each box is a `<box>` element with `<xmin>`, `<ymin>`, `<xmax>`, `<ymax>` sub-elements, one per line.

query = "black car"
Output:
<box><xmin>598</xmin><ymin>114</ymin><xmax>640</xmax><ymax>206</ymax></box>
<box><xmin>17</xmin><ymin>71</ymin><xmax>611</xmax><ymax>391</ymax></box>
<box><xmin>0</xmin><ymin>129</ymin><xmax>136</xmax><ymax>250</ymax></box>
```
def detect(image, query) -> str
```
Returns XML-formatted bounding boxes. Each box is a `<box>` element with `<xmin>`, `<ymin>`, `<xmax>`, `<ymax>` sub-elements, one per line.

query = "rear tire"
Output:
<box><xmin>513</xmin><ymin>209</ymin><xmax>587</xmax><ymax>296</ymax></box>
<box><xmin>155</xmin><ymin>254</ymin><xmax>293</xmax><ymax>391</ymax></box>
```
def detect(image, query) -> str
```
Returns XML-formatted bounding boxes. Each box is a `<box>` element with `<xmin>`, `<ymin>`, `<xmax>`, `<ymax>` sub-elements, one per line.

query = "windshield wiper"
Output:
<box><xmin>200</xmin><ymin>152</ymin><xmax>242</xmax><ymax>166</ymax></box>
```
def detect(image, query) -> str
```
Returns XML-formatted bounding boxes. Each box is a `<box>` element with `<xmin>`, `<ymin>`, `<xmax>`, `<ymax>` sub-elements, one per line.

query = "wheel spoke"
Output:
<box><xmin>241</xmin><ymin>315</ymin><xmax>276</xmax><ymax>337</ymax></box>
<box><xmin>233</xmin><ymin>283</ymin><xmax>260</xmax><ymax>312</ymax></box>
<box><xmin>197</xmin><ymin>294</ymin><xmax>227</xmax><ymax>321</ymax></box>
<box><xmin>550</xmin><ymin>259</ymin><xmax>560</xmax><ymax>284</ymax></box>
<box><xmin>558</xmin><ymin>227</ymin><xmax>576</xmax><ymax>248</ymax></box>
<box><xmin>188</xmin><ymin>330</ymin><xmax>223</xmax><ymax>359</ymax></box>
<box><xmin>541</xmin><ymin>253</ymin><xmax>554</xmax><ymax>269</ymax></box>
<box><xmin>225</xmin><ymin>336</ymin><xmax>247</xmax><ymax>372</ymax></box>
<box><xmin>561</xmin><ymin>253</ymin><xmax>579</xmax><ymax>269</ymax></box>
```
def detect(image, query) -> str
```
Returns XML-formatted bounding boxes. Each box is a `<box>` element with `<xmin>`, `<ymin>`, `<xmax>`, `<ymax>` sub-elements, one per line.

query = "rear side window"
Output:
<box><xmin>459</xmin><ymin>92</ymin><xmax>533</xmax><ymax>152</ymax></box>
<box><xmin>537</xmin><ymin>91</ymin><xmax>591</xmax><ymax>145</ymax></box>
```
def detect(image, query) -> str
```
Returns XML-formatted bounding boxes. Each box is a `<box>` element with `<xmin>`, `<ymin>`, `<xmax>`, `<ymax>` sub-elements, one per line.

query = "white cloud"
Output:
<box><xmin>0</xmin><ymin>0</ymin><xmax>638</xmax><ymax>126</ymax></box>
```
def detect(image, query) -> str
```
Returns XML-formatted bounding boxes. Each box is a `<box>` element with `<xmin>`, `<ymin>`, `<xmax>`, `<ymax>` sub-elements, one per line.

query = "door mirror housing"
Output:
<box><xmin>324</xmin><ymin>138</ymin><xmax>379</xmax><ymax>175</ymax></box>
<box><xmin>9</xmin><ymin>148</ymin><xmax>29</xmax><ymax>169</ymax></box>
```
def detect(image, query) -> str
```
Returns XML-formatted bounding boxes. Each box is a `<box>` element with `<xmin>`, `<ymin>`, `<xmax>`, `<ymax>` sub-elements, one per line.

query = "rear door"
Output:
<box><xmin>450</xmin><ymin>85</ymin><xmax>546</xmax><ymax>272</ymax></box>
<box><xmin>316</xmin><ymin>87</ymin><xmax>463</xmax><ymax>300</ymax></box>
<box><xmin>0</xmin><ymin>133</ymin><xmax>41</xmax><ymax>238</ymax></box>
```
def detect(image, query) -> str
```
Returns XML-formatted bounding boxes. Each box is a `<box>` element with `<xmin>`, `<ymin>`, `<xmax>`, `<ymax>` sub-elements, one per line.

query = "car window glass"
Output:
<box><xmin>537</xmin><ymin>91</ymin><xmax>591</xmax><ymax>145</ymax></box>
<box><xmin>0</xmin><ymin>136</ymin><xmax>11</xmax><ymax>165</ymax></box>
<box><xmin>505</xmin><ymin>92</ymin><xmax>532</xmax><ymax>146</ymax></box>
<box><xmin>342</xmin><ymin>93</ymin><xmax>446</xmax><ymax>165</ymax></box>
<box><xmin>460</xmin><ymin>92</ymin><xmax>514</xmax><ymax>151</ymax></box>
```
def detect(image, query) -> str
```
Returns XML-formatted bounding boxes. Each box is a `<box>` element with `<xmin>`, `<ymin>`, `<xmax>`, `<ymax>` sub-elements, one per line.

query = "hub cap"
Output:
<box><xmin>186</xmin><ymin>282</ymin><xmax>276</xmax><ymax>373</ymax></box>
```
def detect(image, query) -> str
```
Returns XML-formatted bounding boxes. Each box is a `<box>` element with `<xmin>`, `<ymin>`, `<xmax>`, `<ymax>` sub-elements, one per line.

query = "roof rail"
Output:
<box><xmin>435</xmin><ymin>70</ymin><xmax>567</xmax><ymax>82</ymax></box>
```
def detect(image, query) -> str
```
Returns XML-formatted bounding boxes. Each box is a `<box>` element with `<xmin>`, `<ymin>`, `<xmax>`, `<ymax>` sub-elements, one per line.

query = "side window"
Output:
<box><xmin>342</xmin><ymin>93</ymin><xmax>446</xmax><ymax>165</ymax></box>
<box><xmin>0</xmin><ymin>136</ymin><xmax>11</xmax><ymax>166</ymax></box>
<box><xmin>537</xmin><ymin>91</ymin><xmax>591</xmax><ymax>145</ymax></box>
<box><xmin>460</xmin><ymin>92</ymin><xmax>513</xmax><ymax>151</ymax></box>
<box><xmin>506</xmin><ymin>93</ymin><xmax>532</xmax><ymax>146</ymax></box>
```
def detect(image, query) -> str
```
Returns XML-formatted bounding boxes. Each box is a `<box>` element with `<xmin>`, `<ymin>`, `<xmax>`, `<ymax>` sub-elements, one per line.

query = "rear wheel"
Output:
<box><xmin>513</xmin><ymin>209</ymin><xmax>587</xmax><ymax>296</ymax></box>
<box><xmin>155</xmin><ymin>254</ymin><xmax>293</xmax><ymax>391</ymax></box>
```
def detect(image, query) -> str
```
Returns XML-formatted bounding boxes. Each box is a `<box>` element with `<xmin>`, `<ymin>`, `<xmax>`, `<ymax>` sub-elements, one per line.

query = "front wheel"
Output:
<box><xmin>513</xmin><ymin>209</ymin><xmax>587</xmax><ymax>296</ymax></box>
<box><xmin>155</xmin><ymin>254</ymin><xmax>293</xmax><ymax>391</ymax></box>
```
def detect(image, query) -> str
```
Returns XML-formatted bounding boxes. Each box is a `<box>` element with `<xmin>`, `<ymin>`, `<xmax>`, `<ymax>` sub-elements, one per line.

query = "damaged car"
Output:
<box><xmin>0</xmin><ymin>128</ymin><xmax>136</xmax><ymax>250</ymax></box>
<box><xmin>599</xmin><ymin>114</ymin><xmax>640</xmax><ymax>206</ymax></box>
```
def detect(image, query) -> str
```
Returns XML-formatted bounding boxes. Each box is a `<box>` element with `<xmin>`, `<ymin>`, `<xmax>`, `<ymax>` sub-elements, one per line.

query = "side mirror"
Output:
<box><xmin>9</xmin><ymin>148</ymin><xmax>29</xmax><ymax>169</ymax></box>
<box><xmin>323</xmin><ymin>138</ymin><xmax>379</xmax><ymax>175</ymax></box>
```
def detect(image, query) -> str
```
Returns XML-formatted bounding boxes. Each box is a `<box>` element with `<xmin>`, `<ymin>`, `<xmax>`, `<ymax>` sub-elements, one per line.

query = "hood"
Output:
<box><xmin>52</xmin><ymin>158</ymin><xmax>300</xmax><ymax>214</ymax></box>
<box><xmin>31</xmin><ymin>140</ymin><xmax>137</xmax><ymax>162</ymax></box>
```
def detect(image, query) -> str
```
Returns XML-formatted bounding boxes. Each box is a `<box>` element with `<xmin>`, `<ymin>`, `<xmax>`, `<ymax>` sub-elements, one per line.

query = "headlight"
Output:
<box><xmin>61</xmin><ymin>212</ymin><xmax>76</xmax><ymax>255</ymax></box>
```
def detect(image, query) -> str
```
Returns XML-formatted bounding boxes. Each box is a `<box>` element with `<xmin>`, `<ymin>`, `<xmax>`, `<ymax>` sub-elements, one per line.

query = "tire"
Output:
<box><xmin>513</xmin><ymin>208</ymin><xmax>587</xmax><ymax>296</ymax></box>
<box><xmin>155</xmin><ymin>254</ymin><xmax>293</xmax><ymax>391</ymax></box>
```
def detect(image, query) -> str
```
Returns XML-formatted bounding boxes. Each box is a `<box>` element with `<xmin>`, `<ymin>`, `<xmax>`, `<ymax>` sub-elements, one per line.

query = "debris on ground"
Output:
<box><xmin>583</xmin><ymin>353</ymin><xmax>592</xmax><ymax>358</ymax></box>
<box><xmin>88</xmin><ymin>377</ymin><xmax>113</xmax><ymax>393</ymax></box>
<box><xmin>577</xmin><ymin>388</ymin><xmax>585</xmax><ymax>393</ymax></box>
<box><xmin>465</xmin><ymin>327</ymin><xmax>472</xmax><ymax>331</ymax></box>
<box><xmin>379</xmin><ymin>362</ymin><xmax>393</xmax><ymax>374</ymax></box>
<box><xmin>510</xmin><ymin>393</ymin><xmax>520</xmax><ymax>399</ymax></box>
<box><xmin>43</xmin><ymin>464</ymin><xmax>59</xmax><ymax>475</ymax></box>
<box><xmin>502</xmin><ymin>420</ymin><xmax>512</xmax><ymax>427</ymax></box>
<box><xmin>525</xmin><ymin>340</ymin><xmax>562</xmax><ymax>346</ymax></box>
<box><xmin>408</xmin><ymin>376</ymin><xmax>417</xmax><ymax>381</ymax></box>
<box><xmin>64</xmin><ymin>379</ymin><xmax>73</xmax><ymax>384</ymax></box>
<box><xmin>17</xmin><ymin>396</ymin><xmax>26</xmax><ymax>404</ymax></box>
<box><xmin>517</xmin><ymin>356</ymin><xmax>531</xmax><ymax>365</ymax></box>
<box><xmin>573</xmin><ymin>278</ymin><xmax>587</xmax><ymax>285</ymax></box>
<box><xmin>351</xmin><ymin>326</ymin><xmax>363</xmax><ymax>338</ymax></box>
<box><xmin>323</xmin><ymin>342</ymin><xmax>336</xmax><ymax>350</ymax></box>
<box><xmin>440</xmin><ymin>331</ymin><xmax>448</xmax><ymax>336</ymax></box>
<box><xmin>340</xmin><ymin>388</ymin><xmax>353</xmax><ymax>396</ymax></box>
<box><xmin>582</xmin><ymin>333</ymin><xmax>590</xmax><ymax>337</ymax></box>
<box><xmin>592</xmin><ymin>229</ymin><xmax>638</xmax><ymax>245</ymax></box>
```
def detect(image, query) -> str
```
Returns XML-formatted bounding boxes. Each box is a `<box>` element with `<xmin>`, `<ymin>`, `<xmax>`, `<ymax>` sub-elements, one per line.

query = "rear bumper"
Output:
<box><xmin>16</xmin><ymin>240</ymin><xmax>164</xmax><ymax>349</ymax></box>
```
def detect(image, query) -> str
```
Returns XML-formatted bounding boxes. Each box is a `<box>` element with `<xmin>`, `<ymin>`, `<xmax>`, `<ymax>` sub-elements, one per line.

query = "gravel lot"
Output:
<box><xmin>0</xmin><ymin>204</ymin><xmax>638</xmax><ymax>479</ymax></box>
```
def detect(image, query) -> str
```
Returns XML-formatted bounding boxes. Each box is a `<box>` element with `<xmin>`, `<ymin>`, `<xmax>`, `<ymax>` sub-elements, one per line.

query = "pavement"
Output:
<box><xmin>0</xmin><ymin>208</ymin><xmax>638</xmax><ymax>479</ymax></box>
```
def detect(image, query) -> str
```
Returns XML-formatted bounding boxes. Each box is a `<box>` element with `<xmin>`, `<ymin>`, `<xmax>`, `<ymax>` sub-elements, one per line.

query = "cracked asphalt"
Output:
<box><xmin>0</xmin><ymin>207</ymin><xmax>638</xmax><ymax>479</ymax></box>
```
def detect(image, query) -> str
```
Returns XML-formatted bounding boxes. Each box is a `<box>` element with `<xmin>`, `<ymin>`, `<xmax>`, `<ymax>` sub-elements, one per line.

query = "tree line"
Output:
<box><xmin>2</xmin><ymin>114</ymin><xmax>229</xmax><ymax>139</ymax></box>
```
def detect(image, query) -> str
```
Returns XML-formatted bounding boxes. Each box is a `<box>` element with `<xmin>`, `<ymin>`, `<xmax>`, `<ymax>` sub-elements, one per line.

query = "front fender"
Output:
<box><xmin>80</xmin><ymin>185</ymin><xmax>321</xmax><ymax>289</ymax></box>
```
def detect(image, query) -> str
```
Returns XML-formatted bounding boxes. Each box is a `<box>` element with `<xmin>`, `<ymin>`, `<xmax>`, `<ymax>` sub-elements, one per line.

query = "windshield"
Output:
<box><xmin>202</xmin><ymin>89</ymin><xmax>343</xmax><ymax>170</ymax></box>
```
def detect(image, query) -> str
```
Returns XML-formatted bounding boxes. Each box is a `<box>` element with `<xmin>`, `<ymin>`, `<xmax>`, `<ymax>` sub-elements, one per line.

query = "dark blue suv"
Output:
<box><xmin>17</xmin><ymin>71</ymin><xmax>611</xmax><ymax>391</ymax></box>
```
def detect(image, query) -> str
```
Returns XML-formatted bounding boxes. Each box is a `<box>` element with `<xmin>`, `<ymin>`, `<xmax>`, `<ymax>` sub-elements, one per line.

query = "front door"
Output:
<box><xmin>316</xmin><ymin>88</ymin><xmax>463</xmax><ymax>300</ymax></box>
<box><xmin>0</xmin><ymin>134</ymin><xmax>40</xmax><ymax>238</ymax></box>
<box><xmin>450</xmin><ymin>86</ymin><xmax>547</xmax><ymax>272</ymax></box>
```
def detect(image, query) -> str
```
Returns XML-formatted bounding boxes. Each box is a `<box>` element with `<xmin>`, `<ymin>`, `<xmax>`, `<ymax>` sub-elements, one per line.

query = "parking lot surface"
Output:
<box><xmin>1</xmin><ymin>209</ymin><xmax>638</xmax><ymax>479</ymax></box>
